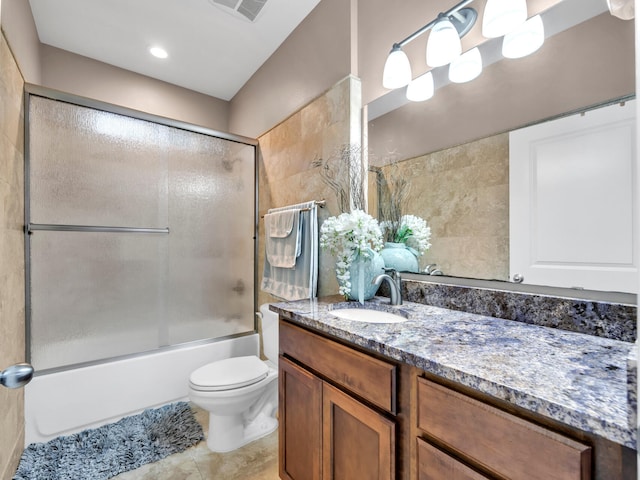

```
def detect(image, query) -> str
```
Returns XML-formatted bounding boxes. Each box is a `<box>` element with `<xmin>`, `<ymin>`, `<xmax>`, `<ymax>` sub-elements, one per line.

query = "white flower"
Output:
<box><xmin>320</xmin><ymin>209</ymin><xmax>383</xmax><ymax>297</ymax></box>
<box><xmin>381</xmin><ymin>214</ymin><xmax>431</xmax><ymax>256</ymax></box>
<box><xmin>402</xmin><ymin>215</ymin><xmax>431</xmax><ymax>256</ymax></box>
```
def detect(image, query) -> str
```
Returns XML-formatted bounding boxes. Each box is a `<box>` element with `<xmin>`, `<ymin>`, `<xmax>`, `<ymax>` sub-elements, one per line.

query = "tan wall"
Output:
<box><xmin>0</xmin><ymin>30</ymin><xmax>26</xmax><ymax>480</ymax></box>
<box><xmin>229</xmin><ymin>0</ymin><xmax>354</xmax><ymax>138</ymax></box>
<box><xmin>0</xmin><ymin>0</ymin><xmax>41</xmax><ymax>84</ymax></box>
<box><xmin>40</xmin><ymin>45</ymin><xmax>231</xmax><ymax>133</ymax></box>
<box><xmin>358</xmin><ymin>0</ymin><xmax>561</xmax><ymax>106</ymax></box>
<box><xmin>257</xmin><ymin>76</ymin><xmax>361</xmax><ymax>305</ymax></box>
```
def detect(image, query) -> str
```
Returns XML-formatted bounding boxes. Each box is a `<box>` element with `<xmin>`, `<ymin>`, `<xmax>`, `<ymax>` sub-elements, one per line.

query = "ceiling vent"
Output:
<box><xmin>209</xmin><ymin>0</ymin><xmax>268</xmax><ymax>22</ymax></box>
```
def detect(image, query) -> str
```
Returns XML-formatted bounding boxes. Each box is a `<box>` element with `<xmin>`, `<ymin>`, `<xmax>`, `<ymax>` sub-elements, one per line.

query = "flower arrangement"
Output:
<box><xmin>320</xmin><ymin>209</ymin><xmax>383</xmax><ymax>297</ymax></box>
<box><xmin>381</xmin><ymin>214</ymin><xmax>432</xmax><ymax>256</ymax></box>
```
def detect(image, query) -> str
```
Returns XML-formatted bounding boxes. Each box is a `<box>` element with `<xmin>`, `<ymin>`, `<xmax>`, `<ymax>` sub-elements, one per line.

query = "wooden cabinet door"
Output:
<box><xmin>322</xmin><ymin>382</ymin><xmax>395</xmax><ymax>480</ymax></box>
<box><xmin>417</xmin><ymin>378</ymin><xmax>591</xmax><ymax>480</ymax></box>
<box><xmin>417</xmin><ymin>438</ymin><xmax>491</xmax><ymax>480</ymax></box>
<box><xmin>279</xmin><ymin>356</ymin><xmax>322</xmax><ymax>480</ymax></box>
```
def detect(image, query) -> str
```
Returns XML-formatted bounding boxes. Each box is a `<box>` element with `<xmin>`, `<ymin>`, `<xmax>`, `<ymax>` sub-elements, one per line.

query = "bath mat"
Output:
<box><xmin>13</xmin><ymin>401</ymin><xmax>204</xmax><ymax>480</ymax></box>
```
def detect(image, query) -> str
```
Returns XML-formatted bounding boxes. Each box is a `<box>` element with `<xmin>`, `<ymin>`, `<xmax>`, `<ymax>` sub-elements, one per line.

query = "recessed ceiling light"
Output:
<box><xmin>149</xmin><ymin>47</ymin><xmax>168</xmax><ymax>59</ymax></box>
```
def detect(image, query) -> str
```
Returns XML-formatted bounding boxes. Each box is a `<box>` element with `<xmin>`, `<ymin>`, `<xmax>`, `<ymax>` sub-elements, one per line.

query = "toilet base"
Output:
<box><xmin>206</xmin><ymin>411</ymin><xmax>278</xmax><ymax>453</ymax></box>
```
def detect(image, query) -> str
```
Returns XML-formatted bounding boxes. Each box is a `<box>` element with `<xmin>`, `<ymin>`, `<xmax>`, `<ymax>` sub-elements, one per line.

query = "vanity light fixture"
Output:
<box><xmin>149</xmin><ymin>46</ymin><xmax>169</xmax><ymax>59</ymax></box>
<box><xmin>481</xmin><ymin>0</ymin><xmax>528</xmax><ymax>38</ymax></box>
<box><xmin>382</xmin><ymin>0</ymin><xmax>477</xmax><ymax>89</ymax></box>
<box><xmin>382</xmin><ymin>44</ymin><xmax>412</xmax><ymax>89</ymax></box>
<box><xmin>406</xmin><ymin>71</ymin><xmax>435</xmax><ymax>102</ymax></box>
<box><xmin>426</xmin><ymin>15</ymin><xmax>462</xmax><ymax>67</ymax></box>
<box><xmin>448</xmin><ymin>46</ymin><xmax>482</xmax><ymax>83</ymax></box>
<box><xmin>386</xmin><ymin>0</ymin><xmax>544</xmax><ymax>103</ymax></box>
<box><xmin>501</xmin><ymin>15</ymin><xmax>544</xmax><ymax>59</ymax></box>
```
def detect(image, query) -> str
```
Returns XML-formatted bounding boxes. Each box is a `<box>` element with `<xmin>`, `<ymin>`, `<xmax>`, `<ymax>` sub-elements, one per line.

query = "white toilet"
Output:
<box><xmin>188</xmin><ymin>304</ymin><xmax>279</xmax><ymax>452</ymax></box>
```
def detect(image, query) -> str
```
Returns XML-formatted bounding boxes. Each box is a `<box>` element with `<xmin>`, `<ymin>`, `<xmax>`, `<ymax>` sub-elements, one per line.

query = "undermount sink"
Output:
<box><xmin>329</xmin><ymin>307</ymin><xmax>408</xmax><ymax>323</ymax></box>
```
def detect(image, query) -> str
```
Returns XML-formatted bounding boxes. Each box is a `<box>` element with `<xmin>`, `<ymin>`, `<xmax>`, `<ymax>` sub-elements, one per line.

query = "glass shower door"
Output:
<box><xmin>26</xmin><ymin>92</ymin><xmax>256</xmax><ymax>372</ymax></box>
<box><xmin>167</xmin><ymin>133</ymin><xmax>256</xmax><ymax>345</ymax></box>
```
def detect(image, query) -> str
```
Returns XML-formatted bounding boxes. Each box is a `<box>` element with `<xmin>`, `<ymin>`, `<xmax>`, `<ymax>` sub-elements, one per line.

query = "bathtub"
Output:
<box><xmin>24</xmin><ymin>333</ymin><xmax>259</xmax><ymax>445</ymax></box>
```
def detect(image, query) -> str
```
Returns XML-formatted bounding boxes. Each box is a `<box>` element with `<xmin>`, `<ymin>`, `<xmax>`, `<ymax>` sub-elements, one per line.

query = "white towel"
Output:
<box><xmin>264</xmin><ymin>209</ymin><xmax>301</xmax><ymax>268</ymax></box>
<box><xmin>267</xmin><ymin>209</ymin><xmax>296</xmax><ymax>238</ymax></box>
<box><xmin>261</xmin><ymin>201</ymin><xmax>318</xmax><ymax>301</ymax></box>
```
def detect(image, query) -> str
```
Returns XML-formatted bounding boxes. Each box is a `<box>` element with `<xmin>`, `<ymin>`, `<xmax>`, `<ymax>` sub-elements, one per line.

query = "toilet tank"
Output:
<box><xmin>260</xmin><ymin>304</ymin><xmax>279</xmax><ymax>361</ymax></box>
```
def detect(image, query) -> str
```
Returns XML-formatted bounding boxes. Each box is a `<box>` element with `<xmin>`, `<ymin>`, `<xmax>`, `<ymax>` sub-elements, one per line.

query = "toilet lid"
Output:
<box><xmin>189</xmin><ymin>355</ymin><xmax>269</xmax><ymax>391</ymax></box>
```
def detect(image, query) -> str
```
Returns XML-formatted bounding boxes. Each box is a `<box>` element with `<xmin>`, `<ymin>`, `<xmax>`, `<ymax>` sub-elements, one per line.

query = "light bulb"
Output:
<box><xmin>449</xmin><ymin>47</ymin><xmax>483</xmax><ymax>83</ymax></box>
<box><xmin>382</xmin><ymin>45</ymin><xmax>412</xmax><ymax>89</ymax></box>
<box><xmin>426</xmin><ymin>17</ymin><xmax>462</xmax><ymax>67</ymax></box>
<box><xmin>149</xmin><ymin>46</ymin><xmax>168</xmax><ymax>59</ymax></box>
<box><xmin>482</xmin><ymin>0</ymin><xmax>527</xmax><ymax>38</ymax></box>
<box><xmin>502</xmin><ymin>15</ymin><xmax>544</xmax><ymax>59</ymax></box>
<box><xmin>406</xmin><ymin>72</ymin><xmax>434</xmax><ymax>102</ymax></box>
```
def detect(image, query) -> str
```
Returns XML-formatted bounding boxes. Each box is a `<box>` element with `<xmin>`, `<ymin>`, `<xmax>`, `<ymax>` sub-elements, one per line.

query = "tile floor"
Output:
<box><xmin>112</xmin><ymin>404</ymin><xmax>279</xmax><ymax>480</ymax></box>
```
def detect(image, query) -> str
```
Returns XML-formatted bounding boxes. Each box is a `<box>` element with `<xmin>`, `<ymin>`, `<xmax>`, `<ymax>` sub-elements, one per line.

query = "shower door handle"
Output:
<box><xmin>1</xmin><ymin>363</ymin><xmax>34</xmax><ymax>389</ymax></box>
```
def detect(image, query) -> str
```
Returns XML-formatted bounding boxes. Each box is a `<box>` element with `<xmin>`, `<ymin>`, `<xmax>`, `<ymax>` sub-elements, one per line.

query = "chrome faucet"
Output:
<box><xmin>424</xmin><ymin>264</ymin><xmax>443</xmax><ymax>276</ymax></box>
<box><xmin>372</xmin><ymin>268</ymin><xmax>403</xmax><ymax>305</ymax></box>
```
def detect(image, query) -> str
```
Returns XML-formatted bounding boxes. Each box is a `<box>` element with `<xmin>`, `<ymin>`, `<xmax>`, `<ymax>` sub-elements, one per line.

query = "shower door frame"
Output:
<box><xmin>23</xmin><ymin>83</ymin><xmax>260</xmax><ymax>375</ymax></box>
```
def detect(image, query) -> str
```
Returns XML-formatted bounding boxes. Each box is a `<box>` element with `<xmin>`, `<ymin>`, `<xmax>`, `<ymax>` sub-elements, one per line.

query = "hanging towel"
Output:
<box><xmin>264</xmin><ymin>209</ymin><xmax>302</xmax><ymax>268</ymax></box>
<box><xmin>267</xmin><ymin>209</ymin><xmax>296</xmax><ymax>238</ymax></box>
<box><xmin>261</xmin><ymin>201</ymin><xmax>318</xmax><ymax>301</ymax></box>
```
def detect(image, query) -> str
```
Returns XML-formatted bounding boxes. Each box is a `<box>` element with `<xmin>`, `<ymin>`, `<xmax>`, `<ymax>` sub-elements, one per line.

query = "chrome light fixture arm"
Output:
<box><xmin>394</xmin><ymin>0</ymin><xmax>476</xmax><ymax>49</ymax></box>
<box><xmin>382</xmin><ymin>0</ymin><xmax>477</xmax><ymax>90</ymax></box>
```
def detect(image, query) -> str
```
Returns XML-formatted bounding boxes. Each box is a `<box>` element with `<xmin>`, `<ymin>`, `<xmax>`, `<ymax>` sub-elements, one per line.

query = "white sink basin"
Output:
<box><xmin>329</xmin><ymin>308</ymin><xmax>408</xmax><ymax>323</ymax></box>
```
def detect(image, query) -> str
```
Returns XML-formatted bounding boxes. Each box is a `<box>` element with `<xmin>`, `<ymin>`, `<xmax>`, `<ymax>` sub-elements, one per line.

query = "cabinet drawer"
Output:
<box><xmin>280</xmin><ymin>320</ymin><xmax>396</xmax><ymax>413</ymax></box>
<box><xmin>417</xmin><ymin>377</ymin><xmax>591</xmax><ymax>480</ymax></box>
<box><xmin>417</xmin><ymin>438</ymin><xmax>490</xmax><ymax>480</ymax></box>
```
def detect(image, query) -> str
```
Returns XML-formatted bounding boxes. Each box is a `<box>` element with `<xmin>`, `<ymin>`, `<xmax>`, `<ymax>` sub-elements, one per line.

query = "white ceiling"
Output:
<box><xmin>28</xmin><ymin>0</ymin><xmax>321</xmax><ymax>101</ymax></box>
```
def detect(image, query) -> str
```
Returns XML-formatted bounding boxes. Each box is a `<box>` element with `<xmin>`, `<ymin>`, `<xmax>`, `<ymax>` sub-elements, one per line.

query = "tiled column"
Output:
<box><xmin>0</xmin><ymin>30</ymin><xmax>26</xmax><ymax>479</ymax></box>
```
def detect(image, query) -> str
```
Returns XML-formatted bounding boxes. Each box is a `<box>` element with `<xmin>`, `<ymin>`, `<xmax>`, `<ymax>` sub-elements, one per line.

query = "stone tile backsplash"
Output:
<box><xmin>403</xmin><ymin>279</ymin><xmax>636</xmax><ymax>342</ymax></box>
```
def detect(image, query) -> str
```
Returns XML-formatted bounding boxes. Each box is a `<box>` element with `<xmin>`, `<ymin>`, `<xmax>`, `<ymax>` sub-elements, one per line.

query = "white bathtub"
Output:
<box><xmin>24</xmin><ymin>333</ymin><xmax>259</xmax><ymax>445</ymax></box>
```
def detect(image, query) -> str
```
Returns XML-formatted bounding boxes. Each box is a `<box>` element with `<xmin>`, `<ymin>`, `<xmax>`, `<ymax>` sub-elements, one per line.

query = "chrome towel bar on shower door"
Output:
<box><xmin>27</xmin><ymin>224</ymin><xmax>170</xmax><ymax>234</ymax></box>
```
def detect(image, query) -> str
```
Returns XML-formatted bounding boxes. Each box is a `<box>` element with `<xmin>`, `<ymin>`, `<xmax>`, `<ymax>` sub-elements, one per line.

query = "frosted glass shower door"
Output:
<box><xmin>167</xmin><ymin>133</ymin><xmax>256</xmax><ymax>345</ymax></box>
<box><xmin>27</xmin><ymin>93</ymin><xmax>256</xmax><ymax>371</ymax></box>
<box><xmin>30</xmin><ymin>232</ymin><xmax>167</xmax><ymax>369</ymax></box>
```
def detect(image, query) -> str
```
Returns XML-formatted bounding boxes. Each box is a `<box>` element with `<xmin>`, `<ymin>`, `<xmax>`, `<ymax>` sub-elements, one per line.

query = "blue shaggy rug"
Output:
<box><xmin>14</xmin><ymin>402</ymin><xmax>204</xmax><ymax>480</ymax></box>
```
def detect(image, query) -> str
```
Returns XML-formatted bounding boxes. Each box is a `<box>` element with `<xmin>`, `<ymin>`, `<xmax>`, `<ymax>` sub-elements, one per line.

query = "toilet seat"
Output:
<box><xmin>189</xmin><ymin>355</ymin><xmax>269</xmax><ymax>392</ymax></box>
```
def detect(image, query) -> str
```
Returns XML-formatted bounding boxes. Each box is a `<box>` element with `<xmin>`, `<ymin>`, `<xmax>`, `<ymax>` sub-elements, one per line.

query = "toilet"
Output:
<box><xmin>188</xmin><ymin>304</ymin><xmax>279</xmax><ymax>452</ymax></box>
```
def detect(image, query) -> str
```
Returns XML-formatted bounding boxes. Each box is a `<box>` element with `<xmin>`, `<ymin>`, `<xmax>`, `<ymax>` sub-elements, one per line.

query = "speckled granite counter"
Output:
<box><xmin>271</xmin><ymin>296</ymin><xmax>637</xmax><ymax>450</ymax></box>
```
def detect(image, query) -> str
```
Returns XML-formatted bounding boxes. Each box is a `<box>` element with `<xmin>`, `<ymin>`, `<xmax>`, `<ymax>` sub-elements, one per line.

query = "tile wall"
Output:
<box><xmin>257</xmin><ymin>76</ymin><xmax>362</xmax><ymax>306</ymax></box>
<box><xmin>0</xmin><ymin>29</ymin><xmax>26</xmax><ymax>480</ymax></box>
<box><xmin>373</xmin><ymin>132</ymin><xmax>509</xmax><ymax>281</ymax></box>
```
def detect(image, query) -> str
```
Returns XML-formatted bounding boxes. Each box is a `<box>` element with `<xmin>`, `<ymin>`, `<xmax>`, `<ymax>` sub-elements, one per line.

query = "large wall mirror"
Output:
<box><xmin>366</xmin><ymin>0</ymin><xmax>636</xmax><ymax>295</ymax></box>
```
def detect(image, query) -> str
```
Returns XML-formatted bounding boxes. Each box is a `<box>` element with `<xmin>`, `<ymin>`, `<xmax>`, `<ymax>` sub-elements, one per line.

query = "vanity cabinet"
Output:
<box><xmin>277</xmin><ymin>312</ymin><xmax>634</xmax><ymax>480</ymax></box>
<box><xmin>279</xmin><ymin>320</ymin><xmax>397</xmax><ymax>480</ymax></box>
<box><xmin>416</xmin><ymin>377</ymin><xmax>592</xmax><ymax>480</ymax></box>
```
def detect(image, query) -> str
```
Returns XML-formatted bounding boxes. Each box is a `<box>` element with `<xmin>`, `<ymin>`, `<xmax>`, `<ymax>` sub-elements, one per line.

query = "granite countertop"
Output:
<box><xmin>271</xmin><ymin>295</ymin><xmax>637</xmax><ymax>450</ymax></box>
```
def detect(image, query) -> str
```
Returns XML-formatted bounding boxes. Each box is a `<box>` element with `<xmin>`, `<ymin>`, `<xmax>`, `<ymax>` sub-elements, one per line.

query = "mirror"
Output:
<box><xmin>366</xmin><ymin>0</ymin><xmax>635</xmax><ymax>292</ymax></box>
